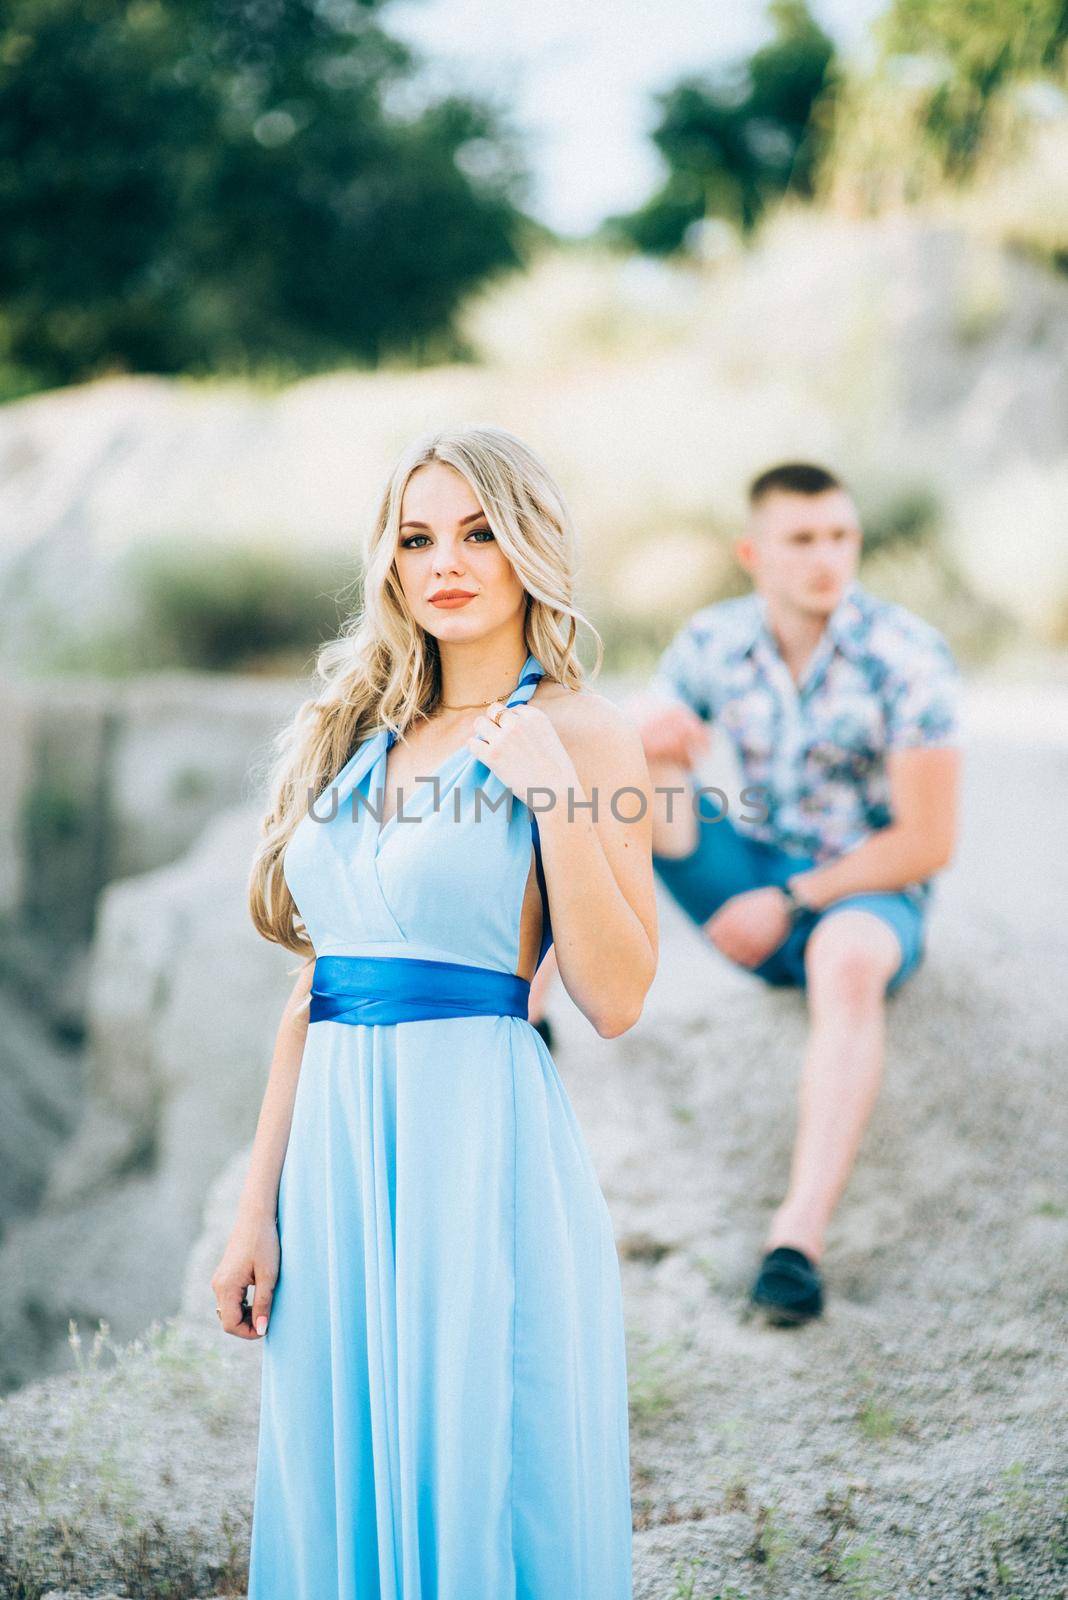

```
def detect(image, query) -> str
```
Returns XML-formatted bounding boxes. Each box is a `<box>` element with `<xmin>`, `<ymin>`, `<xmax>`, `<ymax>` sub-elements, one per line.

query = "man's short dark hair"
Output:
<box><xmin>748</xmin><ymin>462</ymin><xmax>845</xmax><ymax>506</ymax></box>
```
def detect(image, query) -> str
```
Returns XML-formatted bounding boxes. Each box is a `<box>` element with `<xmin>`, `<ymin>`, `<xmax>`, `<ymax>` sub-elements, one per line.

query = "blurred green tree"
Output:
<box><xmin>603</xmin><ymin>0</ymin><xmax>838</xmax><ymax>255</ymax></box>
<box><xmin>0</xmin><ymin>0</ymin><xmax>529</xmax><ymax>391</ymax></box>
<box><xmin>878</xmin><ymin>0</ymin><xmax>1068</xmax><ymax>179</ymax></box>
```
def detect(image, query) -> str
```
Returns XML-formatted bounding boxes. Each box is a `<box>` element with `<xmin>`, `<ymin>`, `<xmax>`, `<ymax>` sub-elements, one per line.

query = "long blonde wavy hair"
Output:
<box><xmin>248</xmin><ymin>423</ymin><xmax>602</xmax><ymax>963</ymax></box>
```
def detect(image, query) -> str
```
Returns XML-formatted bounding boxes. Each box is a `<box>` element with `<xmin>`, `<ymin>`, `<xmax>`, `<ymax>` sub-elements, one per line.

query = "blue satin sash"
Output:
<box><xmin>309</xmin><ymin>953</ymin><xmax>532</xmax><ymax>1026</ymax></box>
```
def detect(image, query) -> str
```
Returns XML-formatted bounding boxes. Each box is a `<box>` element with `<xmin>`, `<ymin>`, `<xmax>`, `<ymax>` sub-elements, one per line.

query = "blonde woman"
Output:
<box><xmin>211</xmin><ymin>424</ymin><xmax>657</xmax><ymax>1598</ymax></box>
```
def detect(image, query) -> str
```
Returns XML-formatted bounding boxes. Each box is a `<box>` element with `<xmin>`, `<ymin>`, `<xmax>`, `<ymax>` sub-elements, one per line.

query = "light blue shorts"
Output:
<box><xmin>652</xmin><ymin>793</ymin><xmax>925</xmax><ymax>996</ymax></box>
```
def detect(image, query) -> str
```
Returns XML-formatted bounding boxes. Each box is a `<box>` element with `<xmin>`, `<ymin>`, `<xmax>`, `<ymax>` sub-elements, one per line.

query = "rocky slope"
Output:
<box><xmin>1</xmin><ymin>683</ymin><xmax>1065</xmax><ymax>1599</ymax></box>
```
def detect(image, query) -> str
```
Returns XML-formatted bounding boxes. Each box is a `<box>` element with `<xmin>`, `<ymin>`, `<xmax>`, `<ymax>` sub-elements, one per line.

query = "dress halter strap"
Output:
<box><xmin>507</xmin><ymin>655</ymin><xmax>554</xmax><ymax>976</ymax></box>
<box><xmin>364</xmin><ymin>650</ymin><xmax>555</xmax><ymax>979</ymax></box>
<box><xmin>451</xmin><ymin>649</ymin><xmax>554</xmax><ymax>978</ymax></box>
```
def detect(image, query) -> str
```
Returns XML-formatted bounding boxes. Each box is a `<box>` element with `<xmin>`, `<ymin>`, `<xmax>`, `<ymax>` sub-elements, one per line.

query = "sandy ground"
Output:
<box><xmin>1</xmin><ymin>680</ymin><xmax>1066</xmax><ymax>1599</ymax></box>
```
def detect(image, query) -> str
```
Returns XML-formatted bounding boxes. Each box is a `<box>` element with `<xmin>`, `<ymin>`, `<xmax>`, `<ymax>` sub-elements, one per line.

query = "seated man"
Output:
<box><xmin>532</xmin><ymin>460</ymin><xmax>962</xmax><ymax>1324</ymax></box>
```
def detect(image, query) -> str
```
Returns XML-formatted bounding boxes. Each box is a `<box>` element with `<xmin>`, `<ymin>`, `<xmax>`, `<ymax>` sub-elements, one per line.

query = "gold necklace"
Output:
<box><xmin>438</xmin><ymin>690</ymin><xmax>513</xmax><ymax>711</ymax></box>
<box><xmin>438</xmin><ymin>671</ymin><xmax>521</xmax><ymax>711</ymax></box>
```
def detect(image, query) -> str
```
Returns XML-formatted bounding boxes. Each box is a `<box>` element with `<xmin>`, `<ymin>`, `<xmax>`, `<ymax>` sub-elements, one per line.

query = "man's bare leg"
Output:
<box><xmin>764</xmin><ymin>910</ymin><xmax>902</xmax><ymax>1263</ymax></box>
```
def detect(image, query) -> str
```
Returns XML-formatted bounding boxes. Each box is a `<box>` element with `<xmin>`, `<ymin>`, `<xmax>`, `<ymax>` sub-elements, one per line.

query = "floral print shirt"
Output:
<box><xmin>649</xmin><ymin>579</ymin><xmax>962</xmax><ymax>902</ymax></box>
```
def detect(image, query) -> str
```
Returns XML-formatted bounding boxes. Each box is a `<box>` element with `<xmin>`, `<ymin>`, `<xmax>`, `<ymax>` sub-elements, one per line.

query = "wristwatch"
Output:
<box><xmin>779</xmin><ymin>878</ymin><xmax>813</xmax><ymax>923</ymax></box>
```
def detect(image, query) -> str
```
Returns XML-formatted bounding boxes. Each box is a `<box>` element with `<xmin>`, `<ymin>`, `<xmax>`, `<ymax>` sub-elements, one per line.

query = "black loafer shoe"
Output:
<box><xmin>750</xmin><ymin>1246</ymin><xmax>824</xmax><ymax>1325</ymax></box>
<box><xmin>532</xmin><ymin>1016</ymin><xmax>554</xmax><ymax>1051</ymax></box>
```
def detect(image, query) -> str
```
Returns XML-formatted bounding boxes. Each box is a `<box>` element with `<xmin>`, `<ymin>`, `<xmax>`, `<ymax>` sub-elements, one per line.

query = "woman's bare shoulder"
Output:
<box><xmin>533</xmin><ymin>681</ymin><xmax>645</xmax><ymax>762</ymax></box>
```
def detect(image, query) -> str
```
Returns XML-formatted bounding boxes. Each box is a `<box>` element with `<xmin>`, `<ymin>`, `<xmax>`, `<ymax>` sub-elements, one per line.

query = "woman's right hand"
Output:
<box><xmin>211</xmin><ymin>1212</ymin><xmax>280</xmax><ymax>1340</ymax></box>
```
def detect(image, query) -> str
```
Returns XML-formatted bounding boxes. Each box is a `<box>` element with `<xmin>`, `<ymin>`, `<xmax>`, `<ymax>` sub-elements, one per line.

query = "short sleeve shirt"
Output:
<box><xmin>649</xmin><ymin>579</ymin><xmax>961</xmax><ymax>900</ymax></box>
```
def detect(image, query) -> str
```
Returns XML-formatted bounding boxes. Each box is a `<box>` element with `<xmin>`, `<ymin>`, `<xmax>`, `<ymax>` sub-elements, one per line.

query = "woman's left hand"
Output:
<box><xmin>468</xmin><ymin>702</ymin><xmax>576</xmax><ymax>805</ymax></box>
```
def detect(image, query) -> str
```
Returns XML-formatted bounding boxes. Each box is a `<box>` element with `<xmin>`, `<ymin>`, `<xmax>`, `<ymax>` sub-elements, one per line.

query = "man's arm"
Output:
<box><xmin>705</xmin><ymin>744</ymin><xmax>962</xmax><ymax>969</ymax></box>
<box><xmin>785</xmin><ymin>744</ymin><xmax>962</xmax><ymax>909</ymax></box>
<box><xmin>626</xmin><ymin>618</ymin><xmax>714</xmax><ymax>857</ymax></box>
<box><xmin>640</xmin><ymin>618</ymin><xmax>715</xmax><ymax>762</ymax></box>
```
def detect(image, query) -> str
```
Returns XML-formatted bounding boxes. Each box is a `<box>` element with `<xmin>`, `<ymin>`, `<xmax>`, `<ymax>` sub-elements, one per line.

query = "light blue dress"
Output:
<box><xmin>247</xmin><ymin>650</ymin><xmax>633</xmax><ymax>1600</ymax></box>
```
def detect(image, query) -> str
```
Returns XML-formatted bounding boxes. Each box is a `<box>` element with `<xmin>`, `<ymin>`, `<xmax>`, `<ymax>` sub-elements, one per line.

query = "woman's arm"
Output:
<box><xmin>210</xmin><ymin>955</ymin><xmax>315</xmax><ymax>1340</ymax></box>
<box><xmin>473</xmin><ymin>692</ymin><xmax>658</xmax><ymax>1039</ymax></box>
<box><xmin>542</xmin><ymin>696</ymin><xmax>658</xmax><ymax>1036</ymax></box>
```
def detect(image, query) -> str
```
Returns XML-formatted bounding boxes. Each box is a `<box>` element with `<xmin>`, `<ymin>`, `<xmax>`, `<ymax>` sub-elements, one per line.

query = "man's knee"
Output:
<box><xmin>804</xmin><ymin>911</ymin><xmax>901</xmax><ymax>1009</ymax></box>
